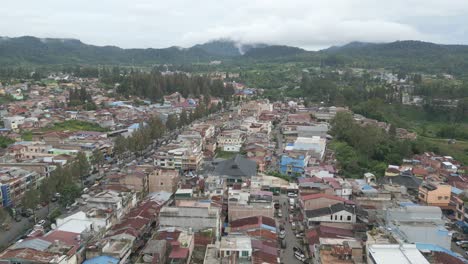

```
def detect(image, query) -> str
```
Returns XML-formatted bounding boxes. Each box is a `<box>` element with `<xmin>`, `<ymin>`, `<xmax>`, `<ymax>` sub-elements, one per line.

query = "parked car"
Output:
<box><xmin>456</xmin><ymin>240</ymin><xmax>468</xmax><ymax>246</ymax></box>
<box><xmin>277</xmin><ymin>211</ymin><xmax>283</xmax><ymax>218</ymax></box>
<box><xmin>287</xmin><ymin>192</ymin><xmax>298</xmax><ymax>198</ymax></box>
<box><xmin>291</xmin><ymin>222</ymin><xmax>296</xmax><ymax>230</ymax></box>
<box><xmin>37</xmin><ymin>219</ymin><xmax>46</xmax><ymax>226</ymax></box>
<box><xmin>294</xmin><ymin>251</ymin><xmax>306</xmax><ymax>262</ymax></box>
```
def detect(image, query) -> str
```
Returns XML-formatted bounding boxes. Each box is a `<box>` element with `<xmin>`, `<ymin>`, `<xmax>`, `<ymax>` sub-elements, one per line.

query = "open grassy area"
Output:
<box><xmin>215</xmin><ymin>150</ymin><xmax>238</xmax><ymax>159</ymax></box>
<box><xmin>422</xmin><ymin>137</ymin><xmax>468</xmax><ymax>165</ymax></box>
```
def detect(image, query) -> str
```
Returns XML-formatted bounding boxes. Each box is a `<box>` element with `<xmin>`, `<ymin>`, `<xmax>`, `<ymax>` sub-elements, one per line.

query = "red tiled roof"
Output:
<box><xmin>169</xmin><ymin>247</ymin><xmax>189</xmax><ymax>259</ymax></box>
<box><xmin>43</xmin><ymin>230</ymin><xmax>80</xmax><ymax>246</ymax></box>
<box><xmin>300</xmin><ymin>193</ymin><xmax>347</xmax><ymax>202</ymax></box>
<box><xmin>0</xmin><ymin>248</ymin><xmax>57</xmax><ymax>263</ymax></box>
<box><xmin>433</xmin><ymin>251</ymin><xmax>465</xmax><ymax>264</ymax></box>
<box><xmin>412</xmin><ymin>167</ymin><xmax>428</xmax><ymax>176</ymax></box>
<box><xmin>230</xmin><ymin>216</ymin><xmax>276</xmax><ymax>229</ymax></box>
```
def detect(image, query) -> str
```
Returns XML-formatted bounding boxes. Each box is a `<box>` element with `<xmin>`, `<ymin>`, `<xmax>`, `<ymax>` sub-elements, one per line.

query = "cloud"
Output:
<box><xmin>0</xmin><ymin>0</ymin><xmax>467</xmax><ymax>49</ymax></box>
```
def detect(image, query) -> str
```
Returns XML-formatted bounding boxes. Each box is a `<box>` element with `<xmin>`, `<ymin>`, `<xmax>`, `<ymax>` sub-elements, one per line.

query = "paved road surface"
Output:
<box><xmin>0</xmin><ymin>202</ymin><xmax>58</xmax><ymax>250</ymax></box>
<box><xmin>278</xmin><ymin>194</ymin><xmax>307</xmax><ymax>263</ymax></box>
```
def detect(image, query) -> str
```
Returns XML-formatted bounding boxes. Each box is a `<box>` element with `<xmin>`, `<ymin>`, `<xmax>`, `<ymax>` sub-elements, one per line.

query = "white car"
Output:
<box><xmin>37</xmin><ymin>220</ymin><xmax>46</xmax><ymax>226</ymax></box>
<box><xmin>287</xmin><ymin>192</ymin><xmax>298</xmax><ymax>197</ymax></box>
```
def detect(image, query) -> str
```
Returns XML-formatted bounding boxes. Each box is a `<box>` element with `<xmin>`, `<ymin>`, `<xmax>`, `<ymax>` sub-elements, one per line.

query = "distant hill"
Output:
<box><xmin>192</xmin><ymin>39</ymin><xmax>268</xmax><ymax>57</ymax></box>
<box><xmin>0</xmin><ymin>36</ymin><xmax>215</xmax><ymax>65</ymax></box>
<box><xmin>2</xmin><ymin>36</ymin><xmax>468</xmax><ymax>75</ymax></box>
<box><xmin>243</xmin><ymin>45</ymin><xmax>306</xmax><ymax>59</ymax></box>
<box><xmin>319</xmin><ymin>40</ymin><xmax>468</xmax><ymax>74</ymax></box>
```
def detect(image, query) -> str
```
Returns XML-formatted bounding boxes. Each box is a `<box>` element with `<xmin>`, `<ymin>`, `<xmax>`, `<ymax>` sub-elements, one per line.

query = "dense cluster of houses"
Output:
<box><xmin>0</xmin><ymin>72</ymin><xmax>467</xmax><ymax>264</ymax></box>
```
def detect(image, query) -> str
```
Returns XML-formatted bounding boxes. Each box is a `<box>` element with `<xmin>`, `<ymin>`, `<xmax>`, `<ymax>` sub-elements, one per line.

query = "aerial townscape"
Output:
<box><xmin>1</xmin><ymin>2</ymin><xmax>468</xmax><ymax>264</ymax></box>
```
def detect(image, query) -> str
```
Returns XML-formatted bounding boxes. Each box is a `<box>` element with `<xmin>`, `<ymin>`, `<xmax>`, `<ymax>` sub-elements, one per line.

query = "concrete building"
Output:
<box><xmin>218</xmin><ymin>235</ymin><xmax>252</xmax><ymax>261</ymax></box>
<box><xmin>418</xmin><ymin>181</ymin><xmax>452</xmax><ymax>207</ymax></box>
<box><xmin>159</xmin><ymin>204</ymin><xmax>221</xmax><ymax>240</ymax></box>
<box><xmin>385</xmin><ymin>206</ymin><xmax>451</xmax><ymax>250</ymax></box>
<box><xmin>367</xmin><ymin>244</ymin><xmax>429</xmax><ymax>264</ymax></box>
<box><xmin>148</xmin><ymin>168</ymin><xmax>179</xmax><ymax>194</ymax></box>
<box><xmin>3</xmin><ymin>116</ymin><xmax>25</xmax><ymax>131</ymax></box>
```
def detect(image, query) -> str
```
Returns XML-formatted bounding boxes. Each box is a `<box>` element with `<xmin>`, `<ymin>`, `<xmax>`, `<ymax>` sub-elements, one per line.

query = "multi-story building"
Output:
<box><xmin>418</xmin><ymin>181</ymin><xmax>451</xmax><ymax>207</ymax></box>
<box><xmin>7</xmin><ymin>141</ymin><xmax>53</xmax><ymax>161</ymax></box>
<box><xmin>148</xmin><ymin>168</ymin><xmax>180</xmax><ymax>194</ymax></box>
<box><xmin>154</xmin><ymin>140</ymin><xmax>203</xmax><ymax>172</ymax></box>
<box><xmin>279</xmin><ymin>151</ymin><xmax>310</xmax><ymax>176</ymax></box>
<box><xmin>216</xmin><ymin>130</ymin><xmax>245</xmax><ymax>152</ymax></box>
<box><xmin>0</xmin><ymin>167</ymin><xmax>42</xmax><ymax>207</ymax></box>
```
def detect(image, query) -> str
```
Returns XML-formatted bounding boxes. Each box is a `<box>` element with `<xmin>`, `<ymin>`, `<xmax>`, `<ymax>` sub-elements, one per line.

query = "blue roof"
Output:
<box><xmin>128</xmin><ymin>123</ymin><xmax>140</xmax><ymax>129</ymax></box>
<box><xmin>361</xmin><ymin>185</ymin><xmax>374</xmax><ymax>190</ymax></box>
<box><xmin>415</xmin><ymin>243</ymin><xmax>464</xmax><ymax>260</ymax></box>
<box><xmin>83</xmin><ymin>256</ymin><xmax>119</xmax><ymax>264</ymax></box>
<box><xmin>399</xmin><ymin>202</ymin><xmax>419</xmax><ymax>207</ymax></box>
<box><xmin>452</xmin><ymin>187</ymin><xmax>463</xmax><ymax>195</ymax></box>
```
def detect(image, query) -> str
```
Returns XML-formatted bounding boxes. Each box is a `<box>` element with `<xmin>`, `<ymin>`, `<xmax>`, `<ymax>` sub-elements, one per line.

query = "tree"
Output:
<box><xmin>114</xmin><ymin>135</ymin><xmax>128</xmax><ymax>158</ymax></box>
<box><xmin>0</xmin><ymin>207</ymin><xmax>9</xmax><ymax>222</ymax></box>
<box><xmin>166</xmin><ymin>114</ymin><xmax>178</xmax><ymax>131</ymax></box>
<box><xmin>39</xmin><ymin>178</ymin><xmax>55</xmax><ymax>204</ymax></box>
<box><xmin>91</xmin><ymin>149</ymin><xmax>105</xmax><ymax>169</ymax></box>
<box><xmin>22</xmin><ymin>188</ymin><xmax>40</xmax><ymax>209</ymax></box>
<box><xmin>77</xmin><ymin>152</ymin><xmax>90</xmax><ymax>177</ymax></box>
<box><xmin>179</xmin><ymin>109</ymin><xmax>188</xmax><ymax>127</ymax></box>
<box><xmin>59</xmin><ymin>184</ymin><xmax>81</xmax><ymax>207</ymax></box>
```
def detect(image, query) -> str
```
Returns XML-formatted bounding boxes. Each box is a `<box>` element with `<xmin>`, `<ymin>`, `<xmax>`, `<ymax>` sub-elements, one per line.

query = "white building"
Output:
<box><xmin>285</xmin><ymin>136</ymin><xmax>326</xmax><ymax>160</ymax></box>
<box><xmin>367</xmin><ymin>244</ymin><xmax>429</xmax><ymax>264</ymax></box>
<box><xmin>3</xmin><ymin>116</ymin><xmax>25</xmax><ymax>131</ymax></box>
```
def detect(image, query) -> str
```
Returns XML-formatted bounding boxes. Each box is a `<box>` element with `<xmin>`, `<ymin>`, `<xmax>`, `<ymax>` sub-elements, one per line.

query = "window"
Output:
<box><xmin>160</xmin><ymin>182</ymin><xmax>164</xmax><ymax>185</ymax></box>
<box><xmin>340</xmin><ymin>215</ymin><xmax>343</xmax><ymax>221</ymax></box>
<box><xmin>334</xmin><ymin>215</ymin><xmax>337</xmax><ymax>220</ymax></box>
<box><xmin>241</xmin><ymin>251</ymin><xmax>249</xmax><ymax>257</ymax></box>
<box><xmin>347</xmin><ymin>216</ymin><xmax>352</xmax><ymax>221</ymax></box>
<box><xmin>330</xmin><ymin>215</ymin><xmax>333</xmax><ymax>220</ymax></box>
<box><xmin>419</xmin><ymin>193</ymin><xmax>425</xmax><ymax>199</ymax></box>
<box><xmin>444</xmin><ymin>196</ymin><xmax>449</xmax><ymax>200</ymax></box>
<box><xmin>438</xmin><ymin>196</ymin><xmax>442</xmax><ymax>200</ymax></box>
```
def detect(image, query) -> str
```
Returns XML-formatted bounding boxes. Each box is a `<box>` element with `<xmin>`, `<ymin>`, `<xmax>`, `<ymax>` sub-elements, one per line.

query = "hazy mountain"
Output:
<box><xmin>0</xmin><ymin>36</ymin><xmax>215</xmax><ymax>65</ymax></box>
<box><xmin>2</xmin><ymin>36</ymin><xmax>468</xmax><ymax>75</ymax></box>
<box><xmin>193</xmin><ymin>39</ymin><xmax>269</xmax><ymax>57</ymax></box>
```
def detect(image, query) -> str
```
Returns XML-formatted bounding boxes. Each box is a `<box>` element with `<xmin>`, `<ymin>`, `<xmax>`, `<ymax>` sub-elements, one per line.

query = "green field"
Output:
<box><xmin>422</xmin><ymin>137</ymin><xmax>468</xmax><ymax>165</ymax></box>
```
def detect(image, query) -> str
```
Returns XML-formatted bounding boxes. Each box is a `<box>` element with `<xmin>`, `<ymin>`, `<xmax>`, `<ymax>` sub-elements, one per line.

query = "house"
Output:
<box><xmin>148</xmin><ymin>168</ymin><xmax>180</xmax><ymax>194</ymax></box>
<box><xmin>218</xmin><ymin>235</ymin><xmax>252</xmax><ymax>261</ymax></box>
<box><xmin>118</xmin><ymin>170</ymin><xmax>149</xmax><ymax>194</ymax></box>
<box><xmin>229</xmin><ymin>216</ymin><xmax>277</xmax><ymax>241</ymax></box>
<box><xmin>299</xmin><ymin>193</ymin><xmax>348</xmax><ymax>211</ymax></box>
<box><xmin>156</xmin><ymin>228</ymin><xmax>194</xmax><ymax>264</ymax></box>
<box><xmin>418</xmin><ymin>181</ymin><xmax>451</xmax><ymax>207</ymax></box>
<box><xmin>213</xmin><ymin>155</ymin><xmax>256</xmax><ymax>185</ymax></box>
<box><xmin>385</xmin><ymin>206</ymin><xmax>451</xmax><ymax>250</ymax></box>
<box><xmin>279</xmin><ymin>151</ymin><xmax>309</xmax><ymax>176</ymax></box>
<box><xmin>216</xmin><ymin>130</ymin><xmax>245</xmax><ymax>152</ymax></box>
<box><xmin>285</xmin><ymin>136</ymin><xmax>326</xmax><ymax>160</ymax></box>
<box><xmin>367</xmin><ymin>244</ymin><xmax>429</xmax><ymax>264</ymax></box>
<box><xmin>138</xmin><ymin>239</ymin><xmax>168</xmax><ymax>264</ymax></box>
<box><xmin>159</xmin><ymin>204</ymin><xmax>221</xmax><ymax>240</ymax></box>
<box><xmin>3</xmin><ymin>116</ymin><xmax>25</xmax><ymax>131</ymax></box>
<box><xmin>304</xmin><ymin>203</ymin><xmax>357</xmax><ymax>227</ymax></box>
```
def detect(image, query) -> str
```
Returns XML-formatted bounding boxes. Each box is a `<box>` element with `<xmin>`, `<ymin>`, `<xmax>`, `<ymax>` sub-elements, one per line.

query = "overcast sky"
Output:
<box><xmin>1</xmin><ymin>0</ymin><xmax>467</xmax><ymax>50</ymax></box>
